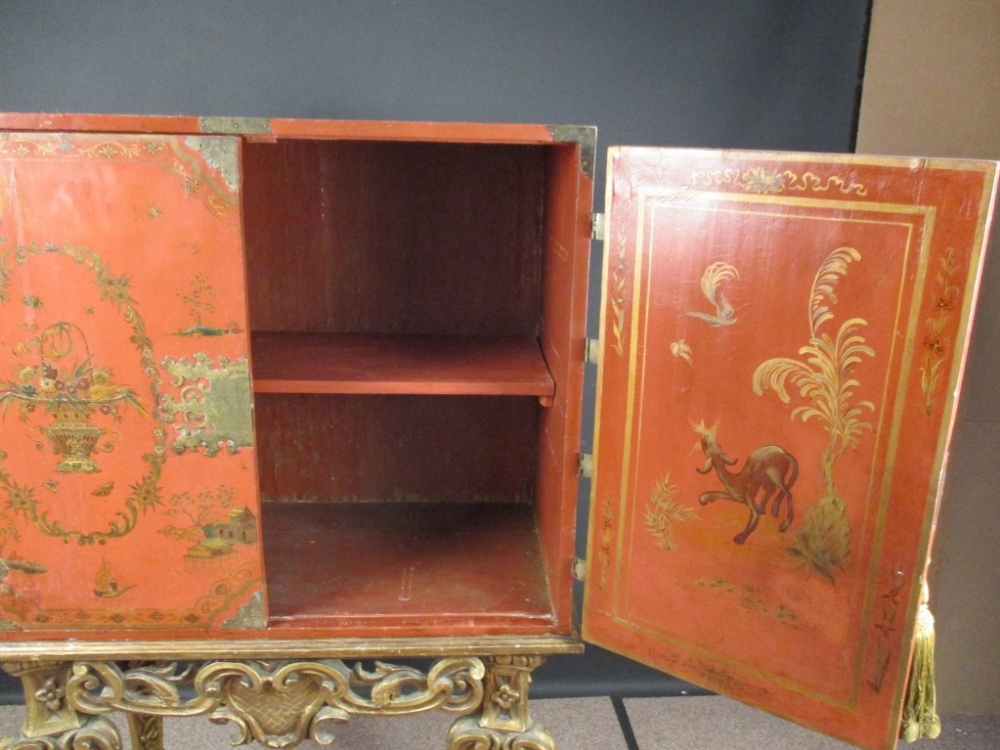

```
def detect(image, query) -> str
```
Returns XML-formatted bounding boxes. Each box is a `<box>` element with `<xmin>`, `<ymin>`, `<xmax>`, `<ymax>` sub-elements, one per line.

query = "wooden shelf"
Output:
<box><xmin>251</xmin><ymin>332</ymin><xmax>555</xmax><ymax>400</ymax></box>
<box><xmin>262</xmin><ymin>501</ymin><xmax>556</xmax><ymax>635</ymax></box>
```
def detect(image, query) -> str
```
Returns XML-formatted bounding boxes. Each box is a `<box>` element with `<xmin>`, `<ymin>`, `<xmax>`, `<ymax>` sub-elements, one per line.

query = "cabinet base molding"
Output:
<box><xmin>1</xmin><ymin>654</ymin><xmax>553</xmax><ymax>750</ymax></box>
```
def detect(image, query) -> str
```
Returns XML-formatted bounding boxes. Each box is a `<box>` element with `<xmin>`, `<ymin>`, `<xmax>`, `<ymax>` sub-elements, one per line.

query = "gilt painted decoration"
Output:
<box><xmin>0</xmin><ymin>133</ymin><xmax>264</xmax><ymax>631</ymax></box>
<box><xmin>584</xmin><ymin>148</ymin><xmax>996</xmax><ymax>750</ymax></box>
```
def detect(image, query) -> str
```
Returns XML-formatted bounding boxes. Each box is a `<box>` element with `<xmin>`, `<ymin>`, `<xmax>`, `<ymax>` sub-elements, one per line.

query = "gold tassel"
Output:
<box><xmin>901</xmin><ymin>581</ymin><xmax>941</xmax><ymax>742</ymax></box>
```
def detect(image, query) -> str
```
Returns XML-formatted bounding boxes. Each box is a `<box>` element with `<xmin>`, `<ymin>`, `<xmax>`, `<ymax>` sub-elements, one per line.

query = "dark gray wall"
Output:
<box><xmin>0</xmin><ymin>0</ymin><xmax>871</xmax><ymax>700</ymax></box>
<box><xmin>0</xmin><ymin>2</ymin><xmax>867</xmax><ymax>158</ymax></box>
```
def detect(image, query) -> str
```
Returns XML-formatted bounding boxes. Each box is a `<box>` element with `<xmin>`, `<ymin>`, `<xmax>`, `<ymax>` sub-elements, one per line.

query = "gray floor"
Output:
<box><xmin>1</xmin><ymin>696</ymin><xmax>997</xmax><ymax>749</ymax></box>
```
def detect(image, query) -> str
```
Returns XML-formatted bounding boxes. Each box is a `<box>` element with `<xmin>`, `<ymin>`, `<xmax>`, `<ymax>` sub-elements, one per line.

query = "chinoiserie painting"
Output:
<box><xmin>585</xmin><ymin>147</ymin><xmax>996</xmax><ymax>749</ymax></box>
<box><xmin>0</xmin><ymin>133</ymin><xmax>264</xmax><ymax>631</ymax></box>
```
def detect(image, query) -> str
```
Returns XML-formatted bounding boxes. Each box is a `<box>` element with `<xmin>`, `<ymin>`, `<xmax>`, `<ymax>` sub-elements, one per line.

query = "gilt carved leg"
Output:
<box><xmin>447</xmin><ymin>655</ymin><xmax>555</xmax><ymax>750</ymax></box>
<box><xmin>125</xmin><ymin>713</ymin><xmax>163</xmax><ymax>750</ymax></box>
<box><xmin>0</xmin><ymin>661</ymin><xmax>121</xmax><ymax>750</ymax></box>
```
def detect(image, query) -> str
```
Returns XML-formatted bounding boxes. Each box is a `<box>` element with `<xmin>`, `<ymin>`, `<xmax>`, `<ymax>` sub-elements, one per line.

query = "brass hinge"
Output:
<box><xmin>591</xmin><ymin>212</ymin><xmax>605</xmax><ymax>241</ymax></box>
<box><xmin>572</xmin><ymin>557</ymin><xmax>588</xmax><ymax>582</ymax></box>
<box><xmin>578</xmin><ymin>453</ymin><xmax>594</xmax><ymax>479</ymax></box>
<box><xmin>199</xmin><ymin>116</ymin><xmax>272</xmax><ymax>135</ymax></box>
<box><xmin>585</xmin><ymin>338</ymin><xmax>600</xmax><ymax>365</ymax></box>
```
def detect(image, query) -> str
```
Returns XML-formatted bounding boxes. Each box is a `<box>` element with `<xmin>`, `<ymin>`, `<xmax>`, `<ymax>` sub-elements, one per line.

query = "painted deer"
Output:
<box><xmin>694</xmin><ymin>423</ymin><xmax>798</xmax><ymax>544</ymax></box>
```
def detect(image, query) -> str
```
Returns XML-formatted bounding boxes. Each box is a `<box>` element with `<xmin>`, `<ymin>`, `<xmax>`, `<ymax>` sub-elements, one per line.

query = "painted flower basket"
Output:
<box><xmin>0</xmin><ymin>322</ymin><xmax>148</xmax><ymax>473</ymax></box>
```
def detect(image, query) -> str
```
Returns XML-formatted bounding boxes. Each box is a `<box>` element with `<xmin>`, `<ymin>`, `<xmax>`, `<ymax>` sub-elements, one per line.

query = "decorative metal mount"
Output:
<box><xmin>1</xmin><ymin>654</ymin><xmax>552</xmax><ymax>750</ymax></box>
<box><xmin>159</xmin><ymin>354</ymin><xmax>254</xmax><ymax>456</ymax></box>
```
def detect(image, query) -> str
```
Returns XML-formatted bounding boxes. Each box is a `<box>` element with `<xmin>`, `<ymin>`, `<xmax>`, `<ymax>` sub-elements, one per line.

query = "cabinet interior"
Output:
<box><xmin>241</xmin><ymin>137</ymin><xmax>583</xmax><ymax>634</ymax></box>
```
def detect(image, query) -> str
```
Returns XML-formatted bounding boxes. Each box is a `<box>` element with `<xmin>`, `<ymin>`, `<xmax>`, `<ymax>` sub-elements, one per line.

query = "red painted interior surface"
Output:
<box><xmin>262</xmin><ymin>502</ymin><xmax>555</xmax><ymax>633</ymax></box>
<box><xmin>251</xmin><ymin>332</ymin><xmax>554</xmax><ymax>397</ymax></box>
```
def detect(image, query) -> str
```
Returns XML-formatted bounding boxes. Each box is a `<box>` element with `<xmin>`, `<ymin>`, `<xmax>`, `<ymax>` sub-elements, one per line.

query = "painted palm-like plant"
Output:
<box><xmin>645</xmin><ymin>473</ymin><xmax>696</xmax><ymax>550</ymax></box>
<box><xmin>752</xmin><ymin>247</ymin><xmax>875</xmax><ymax>581</ymax></box>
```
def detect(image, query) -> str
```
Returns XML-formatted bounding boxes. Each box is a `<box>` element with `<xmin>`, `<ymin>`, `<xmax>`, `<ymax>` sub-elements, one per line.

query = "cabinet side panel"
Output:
<box><xmin>0</xmin><ymin>133</ymin><xmax>265</xmax><ymax>632</ymax></box>
<box><xmin>536</xmin><ymin>144</ymin><xmax>592</xmax><ymax>630</ymax></box>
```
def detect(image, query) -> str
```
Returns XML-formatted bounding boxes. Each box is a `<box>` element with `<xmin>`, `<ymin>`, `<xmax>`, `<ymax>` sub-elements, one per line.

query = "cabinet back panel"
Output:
<box><xmin>255</xmin><ymin>394</ymin><xmax>538</xmax><ymax>503</ymax></box>
<box><xmin>242</xmin><ymin>140</ymin><xmax>546</xmax><ymax>336</ymax></box>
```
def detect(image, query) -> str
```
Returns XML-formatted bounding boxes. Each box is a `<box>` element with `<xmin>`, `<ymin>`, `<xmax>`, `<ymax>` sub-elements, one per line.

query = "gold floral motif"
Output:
<box><xmin>492</xmin><ymin>682</ymin><xmax>521</xmax><ymax>712</ymax></box>
<box><xmin>610</xmin><ymin>212</ymin><xmax>629</xmax><ymax>357</ymax></box>
<box><xmin>696</xmin><ymin>578</ymin><xmax>801</xmax><ymax>628</ymax></box>
<box><xmin>645</xmin><ymin>474</ymin><xmax>696</xmax><ymax>550</ymax></box>
<box><xmin>599</xmin><ymin>496</ymin><xmax>614</xmax><ymax>590</ymax></box>
<box><xmin>0</xmin><ymin>134</ymin><xmax>238</xmax><ymax>221</ymax></box>
<box><xmin>919</xmin><ymin>248</ymin><xmax>960</xmax><ymax>416</ymax></box>
<box><xmin>0</xmin><ymin>244</ymin><xmax>165</xmax><ymax>545</ymax></box>
<box><xmin>868</xmin><ymin>567</ymin><xmax>906</xmax><ymax>693</ymax></box>
<box><xmin>689</xmin><ymin>167</ymin><xmax>868</xmax><ymax>197</ymax></box>
<box><xmin>2</xmin><ymin>321</ymin><xmax>148</xmax><ymax>473</ymax></box>
<box><xmin>34</xmin><ymin>676</ymin><xmax>65</xmax><ymax>711</ymax></box>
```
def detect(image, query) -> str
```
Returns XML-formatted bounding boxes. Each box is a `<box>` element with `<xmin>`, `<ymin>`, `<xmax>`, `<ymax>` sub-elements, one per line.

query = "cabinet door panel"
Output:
<box><xmin>584</xmin><ymin>147</ymin><xmax>997</xmax><ymax>749</ymax></box>
<box><xmin>0</xmin><ymin>133</ymin><xmax>265</xmax><ymax>631</ymax></box>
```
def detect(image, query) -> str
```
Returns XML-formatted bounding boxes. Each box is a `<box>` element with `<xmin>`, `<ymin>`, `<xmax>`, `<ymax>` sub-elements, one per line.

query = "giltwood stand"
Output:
<box><xmin>0</xmin><ymin>637</ymin><xmax>578</xmax><ymax>749</ymax></box>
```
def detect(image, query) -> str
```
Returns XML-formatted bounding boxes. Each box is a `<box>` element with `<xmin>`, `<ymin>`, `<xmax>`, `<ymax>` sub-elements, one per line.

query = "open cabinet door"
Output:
<box><xmin>583</xmin><ymin>147</ymin><xmax>997</xmax><ymax>749</ymax></box>
<box><xmin>0</xmin><ymin>132</ymin><xmax>266</xmax><ymax>631</ymax></box>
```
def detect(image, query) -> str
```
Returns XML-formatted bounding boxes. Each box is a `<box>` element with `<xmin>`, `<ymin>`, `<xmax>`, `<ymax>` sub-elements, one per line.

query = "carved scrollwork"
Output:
<box><xmin>199</xmin><ymin>661</ymin><xmax>350</xmax><ymax>748</ymax></box>
<box><xmin>345</xmin><ymin>658</ymin><xmax>486</xmax><ymax>715</ymax></box>
<box><xmin>0</xmin><ymin>715</ymin><xmax>122</xmax><ymax>750</ymax></box>
<box><xmin>64</xmin><ymin>657</ymin><xmax>485</xmax><ymax>749</ymax></box>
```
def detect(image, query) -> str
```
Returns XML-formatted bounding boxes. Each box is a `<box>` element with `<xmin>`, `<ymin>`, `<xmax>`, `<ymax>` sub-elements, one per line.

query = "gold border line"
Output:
<box><xmin>883</xmin><ymin>164</ymin><xmax>999</xmax><ymax>748</ymax></box>
<box><xmin>610</xmin><ymin>187</ymin><xmax>935</xmax><ymax>710</ymax></box>
<box><xmin>610</xmin><ymin>175</ymin><xmax>649</xmax><ymax>620</ymax></box>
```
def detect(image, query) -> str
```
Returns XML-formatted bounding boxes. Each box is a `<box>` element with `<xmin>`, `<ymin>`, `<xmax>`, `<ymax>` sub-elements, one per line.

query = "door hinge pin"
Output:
<box><xmin>591</xmin><ymin>212</ymin><xmax>605</xmax><ymax>241</ymax></box>
<box><xmin>578</xmin><ymin>453</ymin><xmax>594</xmax><ymax>479</ymax></box>
<box><xmin>572</xmin><ymin>558</ymin><xmax>588</xmax><ymax>582</ymax></box>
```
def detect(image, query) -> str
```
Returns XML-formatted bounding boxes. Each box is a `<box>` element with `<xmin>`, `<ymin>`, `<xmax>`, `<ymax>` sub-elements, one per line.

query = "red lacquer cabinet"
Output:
<box><xmin>0</xmin><ymin>114</ymin><xmax>994</xmax><ymax>750</ymax></box>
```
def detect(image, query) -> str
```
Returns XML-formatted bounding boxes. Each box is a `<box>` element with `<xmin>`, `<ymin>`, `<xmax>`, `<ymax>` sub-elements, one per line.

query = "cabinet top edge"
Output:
<box><xmin>0</xmin><ymin>112</ymin><xmax>595</xmax><ymax>148</ymax></box>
